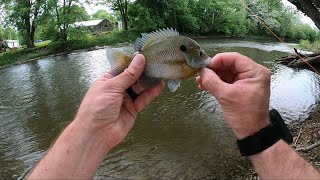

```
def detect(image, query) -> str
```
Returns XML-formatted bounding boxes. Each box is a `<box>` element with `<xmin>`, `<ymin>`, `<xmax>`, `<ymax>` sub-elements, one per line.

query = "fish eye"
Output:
<box><xmin>199</xmin><ymin>51</ymin><xmax>203</xmax><ymax>56</ymax></box>
<box><xmin>180</xmin><ymin>45</ymin><xmax>187</xmax><ymax>52</ymax></box>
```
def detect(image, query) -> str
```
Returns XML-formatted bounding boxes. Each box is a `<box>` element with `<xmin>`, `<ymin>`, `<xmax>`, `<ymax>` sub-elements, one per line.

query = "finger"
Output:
<box><xmin>112</xmin><ymin>54</ymin><xmax>146</xmax><ymax>89</ymax></box>
<box><xmin>199</xmin><ymin>68</ymin><xmax>229</xmax><ymax>96</ymax></box>
<box><xmin>130</xmin><ymin>80</ymin><xmax>151</xmax><ymax>95</ymax></box>
<box><xmin>210</xmin><ymin>52</ymin><xmax>256</xmax><ymax>74</ymax></box>
<box><xmin>196</xmin><ymin>76</ymin><xmax>206</xmax><ymax>91</ymax></box>
<box><xmin>196</xmin><ymin>76</ymin><xmax>202</xmax><ymax>84</ymax></box>
<box><xmin>134</xmin><ymin>81</ymin><xmax>164</xmax><ymax>112</ymax></box>
<box><xmin>100</xmin><ymin>70</ymin><xmax>113</xmax><ymax>80</ymax></box>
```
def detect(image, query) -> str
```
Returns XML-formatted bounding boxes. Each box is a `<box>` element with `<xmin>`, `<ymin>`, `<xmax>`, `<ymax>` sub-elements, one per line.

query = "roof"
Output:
<box><xmin>73</xmin><ymin>19</ymin><xmax>105</xmax><ymax>27</ymax></box>
<box><xmin>6</xmin><ymin>40</ymin><xmax>19</xmax><ymax>42</ymax></box>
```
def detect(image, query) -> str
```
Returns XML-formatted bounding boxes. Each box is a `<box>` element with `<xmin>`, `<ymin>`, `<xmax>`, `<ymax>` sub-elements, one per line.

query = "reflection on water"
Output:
<box><xmin>270</xmin><ymin>64</ymin><xmax>320</xmax><ymax>123</ymax></box>
<box><xmin>0</xmin><ymin>39</ymin><xmax>319</xmax><ymax>179</ymax></box>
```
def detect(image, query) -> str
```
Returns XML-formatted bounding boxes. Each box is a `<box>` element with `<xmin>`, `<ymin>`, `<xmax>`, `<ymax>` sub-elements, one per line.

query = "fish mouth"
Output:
<box><xmin>187</xmin><ymin>57</ymin><xmax>212</xmax><ymax>68</ymax></box>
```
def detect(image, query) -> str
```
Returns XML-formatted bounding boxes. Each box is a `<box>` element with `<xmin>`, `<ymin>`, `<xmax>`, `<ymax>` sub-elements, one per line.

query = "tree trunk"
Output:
<box><xmin>25</xmin><ymin>19</ymin><xmax>35</xmax><ymax>48</ymax></box>
<box><xmin>123</xmin><ymin>16</ymin><xmax>128</xmax><ymax>30</ymax></box>
<box><xmin>118</xmin><ymin>0</ymin><xmax>128</xmax><ymax>30</ymax></box>
<box><xmin>290</xmin><ymin>0</ymin><xmax>320</xmax><ymax>30</ymax></box>
<box><xmin>300</xmin><ymin>0</ymin><xmax>320</xmax><ymax>29</ymax></box>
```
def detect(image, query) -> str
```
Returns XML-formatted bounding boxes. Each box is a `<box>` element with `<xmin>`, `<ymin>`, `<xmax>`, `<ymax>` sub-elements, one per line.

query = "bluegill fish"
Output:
<box><xmin>106</xmin><ymin>28</ymin><xmax>211</xmax><ymax>92</ymax></box>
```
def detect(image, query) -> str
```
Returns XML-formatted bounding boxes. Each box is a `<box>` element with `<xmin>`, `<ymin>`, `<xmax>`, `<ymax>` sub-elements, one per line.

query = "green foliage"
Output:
<box><xmin>92</xmin><ymin>9</ymin><xmax>115</xmax><ymax>21</ymax></box>
<box><xmin>128</xmin><ymin>3</ymin><xmax>158</xmax><ymax>31</ymax></box>
<box><xmin>1</xmin><ymin>0</ymin><xmax>320</xmax><ymax>67</ymax></box>
<box><xmin>1</xmin><ymin>0</ymin><xmax>48</xmax><ymax>48</ymax></box>
<box><xmin>0</xmin><ymin>26</ymin><xmax>18</xmax><ymax>40</ymax></box>
<box><xmin>0</xmin><ymin>30</ymin><xmax>140</xmax><ymax>66</ymax></box>
<box><xmin>300</xmin><ymin>39</ymin><xmax>320</xmax><ymax>52</ymax></box>
<box><xmin>35</xmin><ymin>40</ymin><xmax>52</xmax><ymax>48</ymax></box>
<box><xmin>67</xmin><ymin>30</ymin><xmax>140</xmax><ymax>50</ymax></box>
<box><xmin>102</xmin><ymin>0</ymin><xmax>129</xmax><ymax>30</ymax></box>
<box><xmin>126</xmin><ymin>0</ymin><xmax>318</xmax><ymax>40</ymax></box>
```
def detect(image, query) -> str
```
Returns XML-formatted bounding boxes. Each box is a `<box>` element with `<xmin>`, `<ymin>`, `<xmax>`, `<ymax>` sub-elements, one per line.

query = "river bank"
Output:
<box><xmin>1</xmin><ymin>29</ymin><xmax>312</xmax><ymax>69</ymax></box>
<box><xmin>0</xmin><ymin>30</ymin><xmax>140</xmax><ymax>68</ymax></box>
<box><xmin>0</xmin><ymin>42</ymin><xmax>132</xmax><ymax>69</ymax></box>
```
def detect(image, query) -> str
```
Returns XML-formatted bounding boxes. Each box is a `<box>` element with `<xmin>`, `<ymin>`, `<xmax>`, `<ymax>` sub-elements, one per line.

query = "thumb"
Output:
<box><xmin>199</xmin><ymin>68</ymin><xmax>228</xmax><ymax>97</ymax></box>
<box><xmin>113</xmin><ymin>54</ymin><xmax>145</xmax><ymax>89</ymax></box>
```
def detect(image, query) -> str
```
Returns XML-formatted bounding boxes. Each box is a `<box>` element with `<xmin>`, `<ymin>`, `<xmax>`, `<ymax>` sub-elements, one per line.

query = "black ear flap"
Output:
<box><xmin>180</xmin><ymin>45</ymin><xmax>187</xmax><ymax>52</ymax></box>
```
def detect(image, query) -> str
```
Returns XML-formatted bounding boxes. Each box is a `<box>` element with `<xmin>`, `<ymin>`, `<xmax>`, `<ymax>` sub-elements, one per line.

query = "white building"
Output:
<box><xmin>6</xmin><ymin>40</ymin><xmax>20</xmax><ymax>48</ymax></box>
<box><xmin>118</xmin><ymin>21</ymin><xmax>123</xmax><ymax>30</ymax></box>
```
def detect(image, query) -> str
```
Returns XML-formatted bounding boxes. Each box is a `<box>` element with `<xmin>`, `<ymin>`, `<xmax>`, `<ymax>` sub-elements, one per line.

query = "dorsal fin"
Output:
<box><xmin>134</xmin><ymin>28</ymin><xmax>179</xmax><ymax>52</ymax></box>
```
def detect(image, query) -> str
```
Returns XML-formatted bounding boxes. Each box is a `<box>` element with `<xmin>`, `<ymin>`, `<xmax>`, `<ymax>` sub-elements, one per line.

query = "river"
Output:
<box><xmin>0</xmin><ymin>38</ymin><xmax>319</xmax><ymax>179</ymax></box>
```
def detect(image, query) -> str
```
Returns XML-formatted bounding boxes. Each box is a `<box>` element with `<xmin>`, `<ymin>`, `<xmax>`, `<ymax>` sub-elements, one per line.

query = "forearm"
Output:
<box><xmin>250</xmin><ymin>140</ymin><xmax>320</xmax><ymax>179</ymax></box>
<box><xmin>28</xmin><ymin>120</ymin><xmax>111</xmax><ymax>179</ymax></box>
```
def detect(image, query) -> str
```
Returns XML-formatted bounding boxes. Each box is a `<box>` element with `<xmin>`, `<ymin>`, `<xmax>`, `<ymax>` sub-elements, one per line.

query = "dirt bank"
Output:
<box><xmin>290</xmin><ymin>105</ymin><xmax>320</xmax><ymax>170</ymax></box>
<box><xmin>238</xmin><ymin>105</ymin><xmax>320</xmax><ymax>179</ymax></box>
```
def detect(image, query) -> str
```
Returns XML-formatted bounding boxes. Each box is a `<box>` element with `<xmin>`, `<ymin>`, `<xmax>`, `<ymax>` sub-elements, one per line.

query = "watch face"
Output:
<box><xmin>269</xmin><ymin>109</ymin><xmax>293</xmax><ymax>144</ymax></box>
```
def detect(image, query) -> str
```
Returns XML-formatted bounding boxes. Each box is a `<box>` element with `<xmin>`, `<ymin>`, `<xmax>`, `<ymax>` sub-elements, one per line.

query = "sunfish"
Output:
<box><xmin>106</xmin><ymin>28</ymin><xmax>211</xmax><ymax>92</ymax></box>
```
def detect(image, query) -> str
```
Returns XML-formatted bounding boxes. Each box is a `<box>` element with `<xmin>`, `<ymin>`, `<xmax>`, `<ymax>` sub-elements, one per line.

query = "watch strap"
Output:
<box><xmin>236</xmin><ymin>109</ymin><xmax>293</xmax><ymax>156</ymax></box>
<box><xmin>237</xmin><ymin>122</ymin><xmax>282</xmax><ymax>156</ymax></box>
<box><xmin>269</xmin><ymin>109</ymin><xmax>293</xmax><ymax>144</ymax></box>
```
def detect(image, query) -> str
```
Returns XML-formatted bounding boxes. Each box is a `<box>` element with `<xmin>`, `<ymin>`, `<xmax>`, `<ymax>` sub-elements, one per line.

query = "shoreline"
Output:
<box><xmin>0</xmin><ymin>42</ymin><xmax>133</xmax><ymax>69</ymax></box>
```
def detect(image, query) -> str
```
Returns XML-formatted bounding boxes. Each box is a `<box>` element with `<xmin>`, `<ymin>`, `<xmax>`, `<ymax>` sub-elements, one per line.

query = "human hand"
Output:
<box><xmin>75</xmin><ymin>54</ymin><xmax>164</xmax><ymax>150</ymax></box>
<box><xmin>196</xmin><ymin>52</ymin><xmax>271</xmax><ymax>139</ymax></box>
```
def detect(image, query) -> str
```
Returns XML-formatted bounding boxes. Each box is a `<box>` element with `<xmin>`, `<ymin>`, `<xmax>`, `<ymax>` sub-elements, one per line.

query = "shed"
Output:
<box><xmin>73</xmin><ymin>19</ymin><xmax>113</xmax><ymax>32</ymax></box>
<box><xmin>6</xmin><ymin>40</ymin><xmax>19</xmax><ymax>48</ymax></box>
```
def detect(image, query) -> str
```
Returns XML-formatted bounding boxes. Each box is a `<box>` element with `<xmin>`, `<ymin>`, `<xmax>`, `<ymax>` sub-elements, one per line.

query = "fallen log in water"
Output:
<box><xmin>274</xmin><ymin>48</ymin><xmax>320</xmax><ymax>68</ymax></box>
<box><xmin>290</xmin><ymin>55</ymin><xmax>320</xmax><ymax>67</ymax></box>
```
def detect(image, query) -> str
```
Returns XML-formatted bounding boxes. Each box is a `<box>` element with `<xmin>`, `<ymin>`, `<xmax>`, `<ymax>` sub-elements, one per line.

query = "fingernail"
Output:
<box><xmin>132</xmin><ymin>55</ymin><xmax>144</xmax><ymax>67</ymax></box>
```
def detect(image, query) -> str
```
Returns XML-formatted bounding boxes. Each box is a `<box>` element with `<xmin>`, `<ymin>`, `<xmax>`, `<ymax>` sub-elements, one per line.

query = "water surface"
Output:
<box><xmin>0</xmin><ymin>39</ymin><xmax>319</xmax><ymax>179</ymax></box>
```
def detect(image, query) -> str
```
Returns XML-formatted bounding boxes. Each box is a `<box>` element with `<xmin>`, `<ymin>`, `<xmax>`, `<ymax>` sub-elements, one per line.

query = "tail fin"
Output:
<box><xmin>106</xmin><ymin>48</ymin><xmax>132</xmax><ymax>77</ymax></box>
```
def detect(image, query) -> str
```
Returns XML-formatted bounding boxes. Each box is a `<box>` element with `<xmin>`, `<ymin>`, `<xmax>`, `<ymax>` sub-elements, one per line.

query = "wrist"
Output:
<box><xmin>236</xmin><ymin>109</ymin><xmax>293</xmax><ymax>157</ymax></box>
<box><xmin>234</xmin><ymin>116</ymin><xmax>271</xmax><ymax>140</ymax></box>
<box><xmin>71</xmin><ymin>116</ymin><xmax>113</xmax><ymax>153</ymax></box>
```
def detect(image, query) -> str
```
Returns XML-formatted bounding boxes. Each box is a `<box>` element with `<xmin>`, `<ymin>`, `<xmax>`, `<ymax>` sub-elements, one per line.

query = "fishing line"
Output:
<box><xmin>239</xmin><ymin>0</ymin><xmax>320</xmax><ymax>75</ymax></box>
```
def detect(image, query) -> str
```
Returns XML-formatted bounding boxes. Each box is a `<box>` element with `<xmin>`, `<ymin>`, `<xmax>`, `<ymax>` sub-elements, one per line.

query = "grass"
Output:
<box><xmin>35</xmin><ymin>40</ymin><xmax>52</xmax><ymax>48</ymax></box>
<box><xmin>299</xmin><ymin>39</ymin><xmax>320</xmax><ymax>53</ymax></box>
<box><xmin>0</xmin><ymin>30</ymin><xmax>141</xmax><ymax>67</ymax></box>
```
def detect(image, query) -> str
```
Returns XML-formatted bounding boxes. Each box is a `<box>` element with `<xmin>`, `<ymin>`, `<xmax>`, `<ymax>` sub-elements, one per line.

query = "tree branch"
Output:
<box><xmin>296</xmin><ymin>141</ymin><xmax>320</xmax><ymax>152</ymax></box>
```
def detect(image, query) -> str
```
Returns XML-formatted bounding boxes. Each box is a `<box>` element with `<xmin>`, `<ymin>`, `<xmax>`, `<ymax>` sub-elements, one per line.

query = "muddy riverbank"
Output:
<box><xmin>233</xmin><ymin>105</ymin><xmax>320</xmax><ymax>180</ymax></box>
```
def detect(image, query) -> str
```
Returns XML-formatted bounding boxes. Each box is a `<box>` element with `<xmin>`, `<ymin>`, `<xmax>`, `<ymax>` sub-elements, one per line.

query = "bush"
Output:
<box><xmin>300</xmin><ymin>39</ymin><xmax>320</xmax><ymax>52</ymax></box>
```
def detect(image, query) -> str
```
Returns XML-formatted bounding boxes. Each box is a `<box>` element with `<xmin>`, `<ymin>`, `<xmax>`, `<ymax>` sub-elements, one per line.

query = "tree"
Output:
<box><xmin>1</xmin><ymin>0</ymin><xmax>48</xmax><ymax>48</ymax></box>
<box><xmin>92</xmin><ymin>9</ymin><xmax>114</xmax><ymax>21</ymax></box>
<box><xmin>48</xmin><ymin>0</ymin><xmax>86</xmax><ymax>42</ymax></box>
<box><xmin>0</xmin><ymin>26</ymin><xmax>18</xmax><ymax>40</ymax></box>
<box><xmin>289</xmin><ymin>0</ymin><xmax>320</xmax><ymax>30</ymax></box>
<box><xmin>128</xmin><ymin>3</ymin><xmax>157</xmax><ymax>31</ymax></box>
<box><xmin>102</xmin><ymin>0</ymin><xmax>129</xmax><ymax>30</ymax></box>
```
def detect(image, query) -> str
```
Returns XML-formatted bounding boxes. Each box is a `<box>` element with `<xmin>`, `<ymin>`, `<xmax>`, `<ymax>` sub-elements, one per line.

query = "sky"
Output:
<box><xmin>83</xmin><ymin>4</ymin><xmax>110</xmax><ymax>15</ymax></box>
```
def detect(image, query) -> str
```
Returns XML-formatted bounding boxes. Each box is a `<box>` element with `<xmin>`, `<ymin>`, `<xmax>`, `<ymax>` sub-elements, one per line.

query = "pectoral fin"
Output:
<box><xmin>167</xmin><ymin>79</ymin><xmax>182</xmax><ymax>92</ymax></box>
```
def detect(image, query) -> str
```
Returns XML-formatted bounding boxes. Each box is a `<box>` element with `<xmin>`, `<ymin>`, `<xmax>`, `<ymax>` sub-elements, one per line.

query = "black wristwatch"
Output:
<box><xmin>237</xmin><ymin>109</ymin><xmax>293</xmax><ymax>156</ymax></box>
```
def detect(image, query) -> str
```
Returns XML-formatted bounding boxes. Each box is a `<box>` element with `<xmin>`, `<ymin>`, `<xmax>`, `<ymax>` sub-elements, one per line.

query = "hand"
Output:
<box><xmin>75</xmin><ymin>54</ymin><xmax>164</xmax><ymax>150</ymax></box>
<box><xmin>196</xmin><ymin>52</ymin><xmax>271</xmax><ymax>139</ymax></box>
